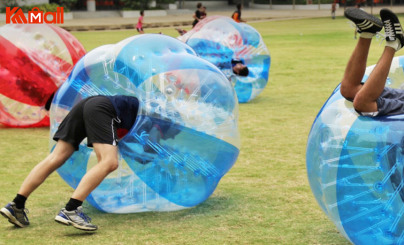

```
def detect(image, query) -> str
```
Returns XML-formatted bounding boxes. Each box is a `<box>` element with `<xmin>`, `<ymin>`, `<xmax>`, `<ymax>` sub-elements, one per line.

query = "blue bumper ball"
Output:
<box><xmin>307</xmin><ymin>56</ymin><xmax>404</xmax><ymax>244</ymax></box>
<box><xmin>178</xmin><ymin>16</ymin><xmax>270</xmax><ymax>103</ymax></box>
<box><xmin>50</xmin><ymin>34</ymin><xmax>241</xmax><ymax>213</ymax></box>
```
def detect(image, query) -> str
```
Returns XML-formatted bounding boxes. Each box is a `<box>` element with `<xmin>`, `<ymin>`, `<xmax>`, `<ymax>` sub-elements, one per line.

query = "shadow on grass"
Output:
<box><xmin>240</xmin><ymin>95</ymin><xmax>268</xmax><ymax>105</ymax></box>
<box><xmin>85</xmin><ymin>192</ymin><xmax>238</xmax><ymax>223</ymax></box>
<box><xmin>176</xmin><ymin>194</ymin><xmax>236</xmax><ymax>215</ymax></box>
<box><xmin>2</xmin><ymin>225</ymin><xmax>24</xmax><ymax>231</ymax></box>
<box><xmin>63</xmin><ymin>230</ymin><xmax>97</xmax><ymax>237</ymax></box>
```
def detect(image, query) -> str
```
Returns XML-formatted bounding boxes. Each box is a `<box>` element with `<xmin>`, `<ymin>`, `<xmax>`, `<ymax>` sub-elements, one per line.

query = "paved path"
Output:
<box><xmin>59</xmin><ymin>8</ymin><xmax>327</xmax><ymax>31</ymax></box>
<box><xmin>3</xmin><ymin>6</ymin><xmax>404</xmax><ymax>31</ymax></box>
<box><xmin>58</xmin><ymin>6</ymin><xmax>404</xmax><ymax>31</ymax></box>
<box><xmin>57</xmin><ymin>8</ymin><xmax>344</xmax><ymax>31</ymax></box>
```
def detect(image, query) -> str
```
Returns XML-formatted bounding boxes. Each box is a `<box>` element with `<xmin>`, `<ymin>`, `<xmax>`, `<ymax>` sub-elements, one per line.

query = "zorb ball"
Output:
<box><xmin>51</xmin><ymin>34</ymin><xmax>240</xmax><ymax>213</ymax></box>
<box><xmin>0</xmin><ymin>24</ymin><xmax>86</xmax><ymax>127</ymax></box>
<box><xmin>178</xmin><ymin>16</ymin><xmax>270</xmax><ymax>103</ymax></box>
<box><xmin>306</xmin><ymin>56</ymin><xmax>404</xmax><ymax>244</ymax></box>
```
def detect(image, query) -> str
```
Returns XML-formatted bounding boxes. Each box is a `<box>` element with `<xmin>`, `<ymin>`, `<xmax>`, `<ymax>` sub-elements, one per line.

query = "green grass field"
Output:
<box><xmin>1</xmin><ymin>15</ymin><xmax>401</xmax><ymax>244</ymax></box>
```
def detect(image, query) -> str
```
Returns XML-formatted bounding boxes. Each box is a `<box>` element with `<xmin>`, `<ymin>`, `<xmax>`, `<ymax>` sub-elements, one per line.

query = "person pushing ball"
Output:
<box><xmin>0</xmin><ymin>95</ymin><xmax>140</xmax><ymax>231</ymax></box>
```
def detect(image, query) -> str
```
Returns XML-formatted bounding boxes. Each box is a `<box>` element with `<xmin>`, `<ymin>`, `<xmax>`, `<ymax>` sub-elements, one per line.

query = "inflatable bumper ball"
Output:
<box><xmin>178</xmin><ymin>16</ymin><xmax>270</xmax><ymax>103</ymax></box>
<box><xmin>0</xmin><ymin>24</ymin><xmax>86</xmax><ymax>127</ymax></box>
<box><xmin>51</xmin><ymin>34</ymin><xmax>241</xmax><ymax>213</ymax></box>
<box><xmin>306</xmin><ymin>56</ymin><xmax>404</xmax><ymax>244</ymax></box>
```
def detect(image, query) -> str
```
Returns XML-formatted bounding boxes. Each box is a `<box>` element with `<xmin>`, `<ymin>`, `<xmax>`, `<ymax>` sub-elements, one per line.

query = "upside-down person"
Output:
<box><xmin>341</xmin><ymin>8</ymin><xmax>404</xmax><ymax>117</ymax></box>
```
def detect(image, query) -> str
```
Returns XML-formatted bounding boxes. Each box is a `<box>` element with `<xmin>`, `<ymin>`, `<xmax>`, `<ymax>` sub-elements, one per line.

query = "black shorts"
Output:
<box><xmin>375</xmin><ymin>87</ymin><xmax>404</xmax><ymax>116</ymax></box>
<box><xmin>53</xmin><ymin>96</ymin><xmax>119</xmax><ymax>151</ymax></box>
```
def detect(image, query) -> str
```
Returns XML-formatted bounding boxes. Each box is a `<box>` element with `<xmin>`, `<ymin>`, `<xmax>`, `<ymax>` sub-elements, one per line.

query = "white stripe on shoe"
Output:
<box><xmin>0</xmin><ymin>207</ymin><xmax>25</xmax><ymax>228</ymax></box>
<box><xmin>358</xmin><ymin>20</ymin><xmax>372</xmax><ymax>28</ymax></box>
<box><xmin>394</xmin><ymin>23</ymin><xmax>403</xmax><ymax>34</ymax></box>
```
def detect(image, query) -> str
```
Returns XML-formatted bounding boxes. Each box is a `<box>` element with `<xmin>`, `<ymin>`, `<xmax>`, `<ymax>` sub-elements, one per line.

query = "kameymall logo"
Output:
<box><xmin>6</xmin><ymin>7</ymin><xmax>64</xmax><ymax>24</ymax></box>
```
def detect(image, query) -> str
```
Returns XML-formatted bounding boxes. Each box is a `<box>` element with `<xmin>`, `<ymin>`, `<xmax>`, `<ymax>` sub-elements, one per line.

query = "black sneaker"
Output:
<box><xmin>345</xmin><ymin>7</ymin><xmax>383</xmax><ymax>34</ymax></box>
<box><xmin>54</xmin><ymin>206</ymin><xmax>97</xmax><ymax>231</ymax></box>
<box><xmin>380</xmin><ymin>8</ymin><xmax>404</xmax><ymax>47</ymax></box>
<box><xmin>0</xmin><ymin>202</ymin><xmax>29</xmax><ymax>228</ymax></box>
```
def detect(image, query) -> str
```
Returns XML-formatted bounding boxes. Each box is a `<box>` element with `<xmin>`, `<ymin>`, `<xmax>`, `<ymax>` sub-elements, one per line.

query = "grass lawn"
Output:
<box><xmin>2</xmin><ymin>15</ymin><xmax>401</xmax><ymax>244</ymax></box>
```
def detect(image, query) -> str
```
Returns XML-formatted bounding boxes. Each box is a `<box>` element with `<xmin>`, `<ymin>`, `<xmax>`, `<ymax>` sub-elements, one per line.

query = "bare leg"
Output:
<box><xmin>353</xmin><ymin>46</ymin><xmax>395</xmax><ymax>112</ymax></box>
<box><xmin>70</xmin><ymin>143</ymin><xmax>119</xmax><ymax>201</ymax></box>
<box><xmin>340</xmin><ymin>37</ymin><xmax>372</xmax><ymax>100</ymax></box>
<box><xmin>18</xmin><ymin>140</ymin><xmax>75</xmax><ymax>198</ymax></box>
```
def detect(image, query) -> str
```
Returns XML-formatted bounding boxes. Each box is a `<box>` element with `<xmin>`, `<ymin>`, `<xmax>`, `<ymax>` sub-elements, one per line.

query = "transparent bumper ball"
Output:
<box><xmin>0</xmin><ymin>24</ymin><xmax>86</xmax><ymax>127</ymax></box>
<box><xmin>50</xmin><ymin>34</ymin><xmax>241</xmax><ymax>213</ymax></box>
<box><xmin>306</xmin><ymin>56</ymin><xmax>404</xmax><ymax>244</ymax></box>
<box><xmin>178</xmin><ymin>16</ymin><xmax>271</xmax><ymax>103</ymax></box>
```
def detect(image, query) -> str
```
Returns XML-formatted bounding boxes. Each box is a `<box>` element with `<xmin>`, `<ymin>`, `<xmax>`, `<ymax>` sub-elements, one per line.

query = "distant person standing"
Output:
<box><xmin>176</xmin><ymin>6</ymin><xmax>206</xmax><ymax>35</ymax></box>
<box><xmin>192</xmin><ymin>3</ymin><xmax>203</xmax><ymax>28</ymax></box>
<box><xmin>232</xmin><ymin>3</ymin><xmax>246</xmax><ymax>23</ymax></box>
<box><xmin>331</xmin><ymin>2</ymin><xmax>336</xmax><ymax>19</ymax></box>
<box><xmin>136</xmin><ymin>10</ymin><xmax>145</xmax><ymax>34</ymax></box>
